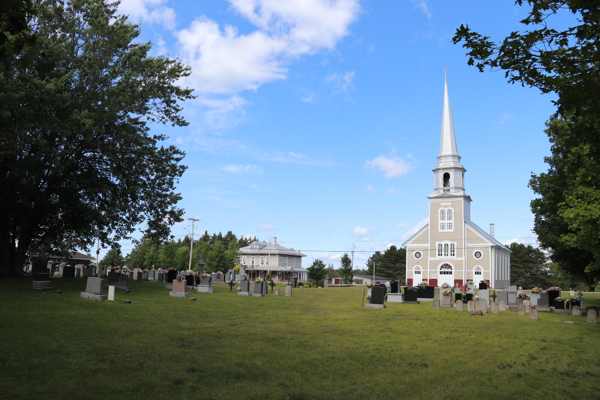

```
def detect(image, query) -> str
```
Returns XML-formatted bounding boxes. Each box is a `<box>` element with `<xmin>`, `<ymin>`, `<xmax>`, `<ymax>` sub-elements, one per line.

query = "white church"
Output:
<box><xmin>403</xmin><ymin>77</ymin><xmax>511</xmax><ymax>289</ymax></box>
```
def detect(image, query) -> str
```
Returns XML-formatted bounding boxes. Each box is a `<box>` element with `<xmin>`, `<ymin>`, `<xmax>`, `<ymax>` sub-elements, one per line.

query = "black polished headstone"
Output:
<box><xmin>479</xmin><ymin>282</ymin><xmax>488</xmax><ymax>289</ymax></box>
<box><xmin>371</xmin><ymin>286</ymin><xmax>386</xmax><ymax>305</ymax></box>
<box><xmin>34</xmin><ymin>273</ymin><xmax>49</xmax><ymax>281</ymax></box>
<box><xmin>404</xmin><ymin>287</ymin><xmax>418</xmax><ymax>302</ymax></box>
<box><xmin>390</xmin><ymin>281</ymin><xmax>400</xmax><ymax>294</ymax></box>
<box><xmin>547</xmin><ymin>290</ymin><xmax>560</xmax><ymax>307</ymax></box>
<box><xmin>63</xmin><ymin>266</ymin><xmax>75</xmax><ymax>278</ymax></box>
<box><xmin>167</xmin><ymin>270</ymin><xmax>177</xmax><ymax>283</ymax></box>
<box><xmin>185</xmin><ymin>275</ymin><xmax>195</xmax><ymax>286</ymax></box>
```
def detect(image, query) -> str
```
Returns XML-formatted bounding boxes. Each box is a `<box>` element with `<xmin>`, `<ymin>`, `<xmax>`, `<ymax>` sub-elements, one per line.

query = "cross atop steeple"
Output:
<box><xmin>441</xmin><ymin>67</ymin><xmax>450</xmax><ymax>81</ymax></box>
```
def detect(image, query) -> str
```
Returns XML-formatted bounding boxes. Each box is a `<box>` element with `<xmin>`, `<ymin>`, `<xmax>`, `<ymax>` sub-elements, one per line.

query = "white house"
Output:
<box><xmin>238</xmin><ymin>237</ymin><xmax>308</xmax><ymax>283</ymax></box>
<box><xmin>403</xmin><ymin>77</ymin><xmax>512</xmax><ymax>289</ymax></box>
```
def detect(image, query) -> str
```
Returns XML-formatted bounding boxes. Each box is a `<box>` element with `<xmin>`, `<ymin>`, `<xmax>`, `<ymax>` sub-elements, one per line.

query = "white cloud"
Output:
<box><xmin>301</xmin><ymin>94</ymin><xmax>315</xmax><ymax>103</ymax></box>
<box><xmin>222</xmin><ymin>164</ymin><xmax>264</xmax><ymax>174</ymax></box>
<box><xmin>396</xmin><ymin>222</ymin><xmax>410</xmax><ymax>228</ymax></box>
<box><xmin>364</xmin><ymin>155</ymin><xmax>415</xmax><ymax>178</ymax></box>
<box><xmin>400</xmin><ymin>217</ymin><xmax>429</xmax><ymax>240</ymax></box>
<box><xmin>176</xmin><ymin>0</ymin><xmax>360</xmax><ymax>94</ymax></box>
<box><xmin>496</xmin><ymin>111</ymin><xmax>516</xmax><ymax>127</ymax></box>
<box><xmin>386</xmin><ymin>188</ymin><xmax>403</xmax><ymax>195</ymax></box>
<box><xmin>504</xmin><ymin>234</ymin><xmax>538</xmax><ymax>246</ymax></box>
<box><xmin>365</xmin><ymin>184</ymin><xmax>376</xmax><ymax>193</ymax></box>
<box><xmin>155</xmin><ymin>37</ymin><xmax>168</xmax><ymax>56</ymax></box>
<box><xmin>258</xmin><ymin>224</ymin><xmax>275</xmax><ymax>232</ymax></box>
<box><xmin>352</xmin><ymin>226</ymin><xmax>369</xmax><ymax>236</ymax></box>
<box><xmin>118</xmin><ymin>0</ymin><xmax>176</xmax><ymax>29</ymax></box>
<box><xmin>360</xmin><ymin>237</ymin><xmax>372</xmax><ymax>242</ymax></box>
<box><xmin>411</xmin><ymin>0</ymin><xmax>432</xmax><ymax>19</ymax></box>
<box><xmin>325</xmin><ymin>71</ymin><xmax>355</xmax><ymax>101</ymax></box>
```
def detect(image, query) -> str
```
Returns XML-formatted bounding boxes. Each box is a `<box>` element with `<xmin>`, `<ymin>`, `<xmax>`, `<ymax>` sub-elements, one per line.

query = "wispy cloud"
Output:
<box><xmin>496</xmin><ymin>111</ymin><xmax>516</xmax><ymax>127</ymax></box>
<box><xmin>504</xmin><ymin>233</ymin><xmax>538</xmax><ymax>246</ymax></box>
<box><xmin>223</xmin><ymin>164</ymin><xmax>264</xmax><ymax>174</ymax></box>
<box><xmin>365</xmin><ymin>185</ymin><xmax>376</xmax><ymax>193</ymax></box>
<box><xmin>411</xmin><ymin>0</ymin><xmax>432</xmax><ymax>19</ymax></box>
<box><xmin>365</xmin><ymin>155</ymin><xmax>415</xmax><ymax>178</ymax></box>
<box><xmin>352</xmin><ymin>226</ymin><xmax>369</xmax><ymax>236</ymax></box>
<box><xmin>325</xmin><ymin>71</ymin><xmax>356</xmax><ymax>102</ymax></box>
<box><xmin>258</xmin><ymin>224</ymin><xmax>276</xmax><ymax>232</ymax></box>
<box><xmin>386</xmin><ymin>188</ymin><xmax>403</xmax><ymax>195</ymax></box>
<box><xmin>400</xmin><ymin>217</ymin><xmax>429</xmax><ymax>240</ymax></box>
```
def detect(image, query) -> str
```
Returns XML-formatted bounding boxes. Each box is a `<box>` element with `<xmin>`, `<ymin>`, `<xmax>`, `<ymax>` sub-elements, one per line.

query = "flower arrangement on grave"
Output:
<box><xmin>475</xmin><ymin>295</ymin><xmax>481</xmax><ymax>301</ymax></box>
<box><xmin>109</xmin><ymin>266</ymin><xmax>122</xmax><ymax>275</ymax></box>
<box><xmin>176</xmin><ymin>275</ymin><xmax>185</xmax><ymax>281</ymax></box>
<box><xmin>555</xmin><ymin>297</ymin><xmax>564</xmax><ymax>301</ymax></box>
<box><xmin>531</xmin><ymin>304</ymin><xmax>538</xmax><ymax>308</ymax></box>
<box><xmin>420</xmin><ymin>279</ymin><xmax>428</xmax><ymax>286</ymax></box>
<box><xmin>168</xmin><ymin>268</ymin><xmax>177</xmax><ymax>271</ymax></box>
<box><xmin>235</xmin><ymin>286</ymin><xmax>241</xmax><ymax>292</ymax></box>
<box><xmin>256</xmin><ymin>277</ymin><xmax>263</xmax><ymax>282</ymax></box>
<box><xmin>200</xmin><ymin>272</ymin><xmax>209</xmax><ymax>278</ymax></box>
<box><xmin>548</xmin><ymin>286</ymin><xmax>562</xmax><ymax>292</ymax></box>
<box><xmin>442</xmin><ymin>289</ymin><xmax>452</xmax><ymax>296</ymax></box>
<box><xmin>441</xmin><ymin>282</ymin><xmax>451</xmax><ymax>289</ymax></box>
<box><xmin>517</xmin><ymin>292</ymin><xmax>529</xmax><ymax>299</ymax></box>
<box><xmin>239</xmin><ymin>273</ymin><xmax>248</xmax><ymax>281</ymax></box>
<box><xmin>531</xmin><ymin>287</ymin><xmax>542</xmax><ymax>293</ymax></box>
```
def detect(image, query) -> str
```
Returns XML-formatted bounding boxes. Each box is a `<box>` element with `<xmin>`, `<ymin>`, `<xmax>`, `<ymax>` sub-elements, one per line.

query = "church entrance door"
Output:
<box><xmin>413</xmin><ymin>266</ymin><xmax>422</xmax><ymax>285</ymax></box>
<box><xmin>439</xmin><ymin>263</ymin><xmax>453</xmax><ymax>287</ymax></box>
<box><xmin>473</xmin><ymin>266</ymin><xmax>483</xmax><ymax>287</ymax></box>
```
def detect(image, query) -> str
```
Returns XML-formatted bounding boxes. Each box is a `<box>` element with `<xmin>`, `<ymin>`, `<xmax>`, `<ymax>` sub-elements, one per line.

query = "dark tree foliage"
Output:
<box><xmin>453</xmin><ymin>1</ymin><xmax>600</xmax><ymax>283</ymax></box>
<box><xmin>307</xmin><ymin>259</ymin><xmax>327</xmax><ymax>285</ymax></box>
<box><xmin>0</xmin><ymin>0</ymin><xmax>194</xmax><ymax>277</ymax></box>
<box><xmin>340</xmin><ymin>253</ymin><xmax>353</xmax><ymax>283</ymax></box>
<box><xmin>508</xmin><ymin>242</ymin><xmax>553</xmax><ymax>288</ymax></box>
<box><xmin>98</xmin><ymin>244</ymin><xmax>125</xmax><ymax>268</ymax></box>
<box><xmin>366</xmin><ymin>246</ymin><xmax>406</xmax><ymax>281</ymax></box>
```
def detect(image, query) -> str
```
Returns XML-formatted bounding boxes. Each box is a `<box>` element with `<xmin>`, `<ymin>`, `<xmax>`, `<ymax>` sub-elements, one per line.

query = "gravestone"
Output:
<box><xmin>83</xmin><ymin>266</ymin><xmax>93</xmax><ymax>278</ymax></box>
<box><xmin>492</xmin><ymin>303</ymin><xmax>499</xmax><ymax>314</ymax></box>
<box><xmin>108</xmin><ymin>286</ymin><xmax>115</xmax><ymax>301</ymax></box>
<box><xmin>141</xmin><ymin>271</ymin><xmax>149</xmax><ymax>281</ymax></box>
<box><xmin>538</xmin><ymin>292</ymin><xmax>550</xmax><ymax>308</ymax></box>
<box><xmin>390</xmin><ymin>281</ymin><xmax>400</xmax><ymax>294</ymax></box>
<box><xmin>479</xmin><ymin>299</ymin><xmax>488</xmax><ymax>314</ymax></box>
<box><xmin>572</xmin><ymin>306</ymin><xmax>581</xmax><ymax>317</ymax></box>
<box><xmin>404</xmin><ymin>287</ymin><xmax>419</xmax><ymax>303</ymax></box>
<box><xmin>432</xmin><ymin>298</ymin><xmax>440</xmax><ymax>310</ymax></box>
<box><xmin>128</xmin><ymin>271</ymin><xmax>134</xmax><ymax>280</ymax></box>
<box><xmin>185</xmin><ymin>274</ymin><xmax>195</xmax><ymax>287</ymax></box>
<box><xmin>498</xmin><ymin>301</ymin><xmax>506</xmax><ymax>311</ymax></box>
<box><xmin>275</xmin><ymin>288</ymin><xmax>280</xmax><ymax>296</ymax></box>
<box><xmin>588</xmin><ymin>310</ymin><xmax>597</xmax><ymax>324</ymax></box>
<box><xmin>530</xmin><ymin>293</ymin><xmax>540</xmax><ymax>306</ymax></box>
<box><xmin>169</xmin><ymin>278</ymin><xmax>189</xmax><ymax>298</ymax></box>
<box><xmin>467</xmin><ymin>300</ymin><xmax>475</xmax><ymax>312</ymax></box>
<box><xmin>262</xmin><ymin>281</ymin><xmax>268</xmax><ymax>295</ymax></box>
<box><xmin>80</xmin><ymin>277</ymin><xmax>107</xmax><ymax>300</ymax></box>
<box><xmin>455</xmin><ymin>300</ymin><xmax>463</xmax><ymax>311</ymax></box>
<box><xmin>157</xmin><ymin>272</ymin><xmax>165</xmax><ymax>283</ymax></box>
<box><xmin>547</xmin><ymin>290</ymin><xmax>561</xmax><ymax>307</ymax></box>
<box><xmin>285</xmin><ymin>285</ymin><xmax>292</xmax><ymax>296</ymax></box>
<box><xmin>166</xmin><ymin>270</ymin><xmax>177</xmax><ymax>283</ymax></box>
<box><xmin>517</xmin><ymin>305</ymin><xmax>525</xmax><ymax>315</ymax></box>
<box><xmin>252</xmin><ymin>281</ymin><xmax>265</xmax><ymax>297</ymax></box>
<box><xmin>197</xmin><ymin>275</ymin><xmax>213</xmax><ymax>293</ymax></box>
<box><xmin>530</xmin><ymin>308</ymin><xmax>539</xmax><ymax>320</ymax></box>
<box><xmin>507</xmin><ymin>286</ymin><xmax>517</xmax><ymax>305</ymax></box>
<box><xmin>238</xmin><ymin>280</ymin><xmax>251</xmax><ymax>296</ymax></box>
<box><xmin>324</xmin><ymin>279</ymin><xmax>329</xmax><ymax>288</ymax></box>
<box><xmin>523</xmin><ymin>300</ymin><xmax>531</xmax><ymax>313</ymax></box>
<box><xmin>107</xmin><ymin>272</ymin><xmax>130</xmax><ymax>291</ymax></box>
<box><xmin>31</xmin><ymin>250</ymin><xmax>52</xmax><ymax>290</ymax></box>
<box><xmin>212</xmin><ymin>272</ymin><xmax>225</xmax><ymax>284</ymax></box>
<box><xmin>479</xmin><ymin>281</ymin><xmax>488</xmax><ymax>289</ymax></box>
<box><xmin>97</xmin><ymin>267</ymin><xmax>107</xmax><ymax>278</ymax></box>
<box><xmin>497</xmin><ymin>291</ymin><xmax>508</xmax><ymax>306</ymax></box>
<box><xmin>148</xmin><ymin>270</ymin><xmax>155</xmax><ymax>280</ymax></box>
<box><xmin>365</xmin><ymin>286</ymin><xmax>386</xmax><ymax>309</ymax></box>
<box><xmin>479</xmin><ymin>289</ymin><xmax>489</xmax><ymax>306</ymax></box>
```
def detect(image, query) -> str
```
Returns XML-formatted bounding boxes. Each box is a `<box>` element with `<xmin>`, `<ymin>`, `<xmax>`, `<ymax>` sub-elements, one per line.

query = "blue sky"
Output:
<box><xmin>101</xmin><ymin>0</ymin><xmax>569</xmax><ymax>268</ymax></box>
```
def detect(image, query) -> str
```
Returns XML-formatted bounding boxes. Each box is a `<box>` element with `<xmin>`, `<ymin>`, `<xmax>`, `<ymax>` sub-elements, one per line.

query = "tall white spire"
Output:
<box><xmin>440</xmin><ymin>74</ymin><xmax>459</xmax><ymax>158</ymax></box>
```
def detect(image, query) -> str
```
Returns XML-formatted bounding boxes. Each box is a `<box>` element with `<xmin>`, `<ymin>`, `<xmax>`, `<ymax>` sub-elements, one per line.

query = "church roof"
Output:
<box><xmin>465</xmin><ymin>221</ymin><xmax>512</xmax><ymax>252</ymax></box>
<box><xmin>402</xmin><ymin>223</ymin><xmax>430</xmax><ymax>247</ymax></box>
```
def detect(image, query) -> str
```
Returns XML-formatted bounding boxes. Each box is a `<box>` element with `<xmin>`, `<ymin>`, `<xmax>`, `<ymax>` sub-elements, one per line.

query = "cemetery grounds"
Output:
<box><xmin>0</xmin><ymin>279</ymin><xmax>599</xmax><ymax>400</ymax></box>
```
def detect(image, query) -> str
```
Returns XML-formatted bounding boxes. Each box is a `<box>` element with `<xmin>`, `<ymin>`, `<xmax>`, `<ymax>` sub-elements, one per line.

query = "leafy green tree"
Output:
<box><xmin>99</xmin><ymin>245</ymin><xmax>124</xmax><ymax>268</ymax></box>
<box><xmin>508</xmin><ymin>242</ymin><xmax>552</xmax><ymax>288</ymax></box>
<box><xmin>0</xmin><ymin>0</ymin><xmax>193</xmax><ymax>277</ymax></box>
<box><xmin>158</xmin><ymin>241</ymin><xmax>178</xmax><ymax>270</ymax></box>
<box><xmin>308</xmin><ymin>259</ymin><xmax>327</xmax><ymax>285</ymax></box>
<box><xmin>366</xmin><ymin>246</ymin><xmax>406</xmax><ymax>281</ymax></box>
<box><xmin>453</xmin><ymin>1</ymin><xmax>600</xmax><ymax>283</ymax></box>
<box><xmin>340</xmin><ymin>253</ymin><xmax>353</xmax><ymax>284</ymax></box>
<box><xmin>205</xmin><ymin>241</ymin><xmax>229</xmax><ymax>273</ymax></box>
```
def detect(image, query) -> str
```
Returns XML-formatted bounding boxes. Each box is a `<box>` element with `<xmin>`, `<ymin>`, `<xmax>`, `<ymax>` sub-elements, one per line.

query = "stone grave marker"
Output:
<box><xmin>238</xmin><ymin>280</ymin><xmax>251</xmax><ymax>296</ymax></box>
<box><xmin>498</xmin><ymin>301</ymin><xmax>506</xmax><ymax>311</ymax></box>
<box><xmin>169</xmin><ymin>278</ymin><xmax>189</xmax><ymax>298</ymax></box>
<box><xmin>404</xmin><ymin>287</ymin><xmax>419</xmax><ymax>303</ymax></box>
<box><xmin>285</xmin><ymin>285</ymin><xmax>292</xmax><ymax>296</ymax></box>
<box><xmin>537</xmin><ymin>293</ymin><xmax>550</xmax><ymax>308</ymax></box>
<box><xmin>523</xmin><ymin>300</ymin><xmax>531</xmax><ymax>313</ymax></box>
<box><xmin>83</xmin><ymin>266</ymin><xmax>93</xmax><ymax>278</ymax></box>
<box><xmin>588</xmin><ymin>310</ymin><xmax>597</xmax><ymax>324</ymax></box>
<box><xmin>107</xmin><ymin>271</ymin><xmax>130</xmax><ymax>291</ymax></box>
<box><xmin>492</xmin><ymin>303</ymin><xmax>499</xmax><ymax>314</ymax></box>
<box><xmin>507</xmin><ymin>286</ymin><xmax>517</xmax><ymax>305</ymax></box>
<box><xmin>572</xmin><ymin>306</ymin><xmax>581</xmax><ymax>317</ymax></box>
<box><xmin>157</xmin><ymin>271</ymin><xmax>165</xmax><ymax>283</ymax></box>
<box><xmin>80</xmin><ymin>277</ymin><xmax>107</xmax><ymax>301</ymax></box>
<box><xmin>479</xmin><ymin>289</ymin><xmax>489</xmax><ymax>306</ymax></box>
<box><xmin>517</xmin><ymin>305</ymin><xmax>525</xmax><ymax>315</ymax></box>
<box><xmin>467</xmin><ymin>300</ymin><xmax>475</xmax><ymax>312</ymax></box>
<box><xmin>479</xmin><ymin>299</ymin><xmax>488</xmax><ymax>314</ymax></box>
<box><xmin>455</xmin><ymin>300</ymin><xmax>463</xmax><ymax>311</ymax></box>
<box><xmin>252</xmin><ymin>281</ymin><xmax>265</xmax><ymax>297</ymax></box>
<box><xmin>274</xmin><ymin>288</ymin><xmax>280</xmax><ymax>295</ymax></box>
<box><xmin>432</xmin><ymin>298</ymin><xmax>440</xmax><ymax>310</ymax></box>
<box><xmin>197</xmin><ymin>275</ymin><xmax>213</xmax><ymax>293</ymax></box>
<box><xmin>530</xmin><ymin>308</ymin><xmax>539</xmax><ymax>320</ymax></box>
<box><xmin>128</xmin><ymin>271</ymin><xmax>134</xmax><ymax>280</ymax></box>
<box><xmin>108</xmin><ymin>286</ymin><xmax>115</xmax><ymax>301</ymax></box>
<box><xmin>148</xmin><ymin>270</ymin><xmax>155</xmax><ymax>280</ymax></box>
<box><xmin>212</xmin><ymin>272</ymin><xmax>225</xmax><ymax>284</ymax></box>
<box><xmin>365</xmin><ymin>286</ymin><xmax>386</xmax><ymax>309</ymax></box>
<box><xmin>497</xmin><ymin>291</ymin><xmax>508</xmax><ymax>306</ymax></box>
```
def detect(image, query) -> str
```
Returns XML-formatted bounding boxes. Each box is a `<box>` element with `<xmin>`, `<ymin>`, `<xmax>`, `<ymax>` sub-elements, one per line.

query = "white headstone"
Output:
<box><xmin>108</xmin><ymin>285</ymin><xmax>115</xmax><ymax>301</ymax></box>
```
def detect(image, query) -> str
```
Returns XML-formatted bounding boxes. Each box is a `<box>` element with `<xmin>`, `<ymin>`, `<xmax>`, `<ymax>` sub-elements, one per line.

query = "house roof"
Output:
<box><xmin>354</xmin><ymin>274</ymin><xmax>393</xmax><ymax>281</ymax></box>
<box><xmin>238</xmin><ymin>241</ymin><xmax>306</xmax><ymax>257</ymax></box>
<box><xmin>246</xmin><ymin>266</ymin><xmax>309</xmax><ymax>273</ymax></box>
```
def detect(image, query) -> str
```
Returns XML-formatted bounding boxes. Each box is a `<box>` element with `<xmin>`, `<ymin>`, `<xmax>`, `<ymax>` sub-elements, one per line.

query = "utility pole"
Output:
<box><xmin>373</xmin><ymin>261</ymin><xmax>376</xmax><ymax>285</ymax></box>
<box><xmin>351</xmin><ymin>243</ymin><xmax>355</xmax><ymax>284</ymax></box>
<box><xmin>188</xmin><ymin>218</ymin><xmax>200</xmax><ymax>271</ymax></box>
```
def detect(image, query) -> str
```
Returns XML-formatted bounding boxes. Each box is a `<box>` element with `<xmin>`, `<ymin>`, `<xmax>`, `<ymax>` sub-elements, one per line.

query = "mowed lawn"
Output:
<box><xmin>1</xmin><ymin>279</ymin><xmax>599</xmax><ymax>400</ymax></box>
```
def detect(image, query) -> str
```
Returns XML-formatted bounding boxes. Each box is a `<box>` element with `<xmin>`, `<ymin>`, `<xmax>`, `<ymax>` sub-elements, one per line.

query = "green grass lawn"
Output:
<box><xmin>1</xmin><ymin>279</ymin><xmax>599</xmax><ymax>400</ymax></box>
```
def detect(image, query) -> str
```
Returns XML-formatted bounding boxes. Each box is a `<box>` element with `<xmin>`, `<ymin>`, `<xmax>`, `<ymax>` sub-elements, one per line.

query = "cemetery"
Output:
<box><xmin>1</xmin><ymin>276</ymin><xmax>600</xmax><ymax>400</ymax></box>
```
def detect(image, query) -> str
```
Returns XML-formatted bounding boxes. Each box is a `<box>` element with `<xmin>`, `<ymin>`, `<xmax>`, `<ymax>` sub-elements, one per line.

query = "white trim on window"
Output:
<box><xmin>241</xmin><ymin>256</ymin><xmax>246</xmax><ymax>265</ymax></box>
<box><xmin>260</xmin><ymin>256</ymin><xmax>264</xmax><ymax>265</ymax></box>
<box><xmin>251</xmin><ymin>256</ymin><xmax>255</xmax><ymax>266</ymax></box>
<box><xmin>439</xmin><ymin>207</ymin><xmax>455</xmax><ymax>232</ymax></box>
<box><xmin>284</xmin><ymin>257</ymin><xmax>288</xmax><ymax>266</ymax></box>
<box><xmin>292</xmin><ymin>258</ymin><xmax>295</xmax><ymax>267</ymax></box>
<box><xmin>436</xmin><ymin>241</ymin><xmax>457</xmax><ymax>258</ymax></box>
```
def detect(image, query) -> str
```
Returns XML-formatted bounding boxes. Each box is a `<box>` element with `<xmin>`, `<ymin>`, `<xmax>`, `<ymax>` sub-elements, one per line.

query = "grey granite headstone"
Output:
<box><xmin>538</xmin><ymin>293</ymin><xmax>550</xmax><ymax>308</ymax></box>
<box><xmin>498</xmin><ymin>301</ymin><xmax>506</xmax><ymax>311</ymax></box>
<box><xmin>285</xmin><ymin>285</ymin><xmax>292</xmax><ymax>296</ymax></box>
<box><xmin>497</xmin><ymin>291</ymin><xmax>508</xmax><ymax>305</ymax></box>
<box><xmin>588</xmin><ymin>310</ymin><xmax>597</xmax><ymax>324</ymax></box>
<box><xmin>432</xmin><ymin>298</ymin><xmax>440</xmax><ymax>310</ymax></box>
<box><xmin>508</xmin><ymin>292</ymin><xmax>517</xmax><ymax>305</ymax></box>
<box><xmin>523</xmin><ymin>300</ymin><xmax>530</xmax><ymax>313</ymax></box>
<box><xmin>530</xmin><ymin>308</ymin><xmax>538</xmax><ymax>320</ymax></box>
<box><xmin>572</xmin><ymin>306</ymin><xmax>581</xmax><ymax>317</ymax></box>
<box><xmin>479</xmin><ymin>289</ymin><xmax>489</xmax><ymax>305</ymax></box>
<box><xmin>80</xmin><ymin>277</ymin><xmax>107</xmax><ymax>300</ymax></box>
<box><xmin>274</xmin><ymin>288</ymin><xmax>280</xmax><ymax>295</ymax></box>
<box><xmin>467</xmin><ymin>300</ymin><xmax>474</xmax><ymax>312</ymax></box>
<box><xmin>492</xmin><ymin>303</ymin><xmax>499</xmax><ymax>314</ymax></box>
<box><xmin>480</xmin><ymin>299</ymin><xmax>488</xmax><ymax>314</ymax></box>
<box><xmin>517</xmin><ymin>305</ymin><xmax>525</xmax><ymax>315</ymax></box>
<box><xmin>455</xmin><ymin>300</ymin><xmax>463</xmax><ymax>311</ymax></box>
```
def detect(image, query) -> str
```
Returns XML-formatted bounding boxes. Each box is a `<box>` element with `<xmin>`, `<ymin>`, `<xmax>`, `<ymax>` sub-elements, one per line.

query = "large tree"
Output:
<box><xmin>98</xmin><ymin>244</ymin><xmax>124</xmax><ymax>268</ymax></box>
<box><xmin>339</xmin><ymin>253</ymin><xmax>353</xmax><ymax>284</ymax></box>
<box><xmin>508</xmin><ymin>242</ymin><xmax>553</xmax><ymax>288</ymax></box>
<box><xmin>453</xmin><ymin>1</ymin><xmax>600</xmax><ymax>283</ymax></box>
<box><xmin>307</xmin><ymin>259</ymin><xmax>327</xmax><ymax>284</ymax></box>
<box><xmin>0</xmin><ymin>0</ymin><xmax>194</xmax><ymax>276</ymax></box>
<box><xmin>366</xmin><ymin>246</ymin><xmax>406</xmax><ymax>281</ymax></box>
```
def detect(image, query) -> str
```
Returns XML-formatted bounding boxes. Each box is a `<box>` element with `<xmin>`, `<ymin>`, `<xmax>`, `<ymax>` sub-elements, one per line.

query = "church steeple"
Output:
<box><xmin>431</xmin><ymin>75</ymin><xmax>467</xmax><ymax>197</ymax></box>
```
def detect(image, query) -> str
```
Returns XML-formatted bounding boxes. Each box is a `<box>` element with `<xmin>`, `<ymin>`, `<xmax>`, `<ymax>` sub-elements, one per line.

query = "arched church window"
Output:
<box><xmin>443</xmin><ymin>172</ymin><xmax>450</xmax><ymax>187</ymax></box>
<box><xmin>450</xmin><ymin>244</ymin><xmax>455</xmax><ymax>257</ymax></box>
<box><xmin>444</xmin><ymin>244</ymin><xmax>449</xmax><ymax>257</ymax></box>
<box><xmin>437</xmin><ymin>244</ymin><xmax>443</xmax><ymax>257</ymax></box>
<box><xmin>447</xmin><ymin>209</ymin><xmax>453</xmax><ymax>230</ymax></box>
<box><xmin>439</xmin><ymin>209</ymin><xmax>446</xmax><ymax>231</ymax></box>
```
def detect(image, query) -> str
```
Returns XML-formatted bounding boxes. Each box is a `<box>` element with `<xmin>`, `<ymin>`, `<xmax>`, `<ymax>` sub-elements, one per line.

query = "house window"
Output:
<box><xmin>438</xmin><ymin>244</ymin><xmax>443</xmax><ymax>257</ymax></box>
<box><xmin>292</xmin><ymin>258</ymin><xmax>295</xmax><ymax>267</ymax></box>
<box><xmin>251</xmin><ymin>256</ymin><xmax>255</xmax><ymax>266</ymax></box>
<box><xmin>265</xmin><ymin>256</ymin><xmax>269</xmax><ymax>265</ymax></box>
<box><xmin>285</xmin><ymin>257</ymin><xmax>288</xmax><ymax>266</ymax></box>
<box><xmin>241</xmin><ymin>256</ymin><xmax>246</xmax><ymax>265</ymax></box>
<box><xmin>260</xmin><ymin>256</ymin><xmax>264</xmax><ymax>265</ymax></box>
